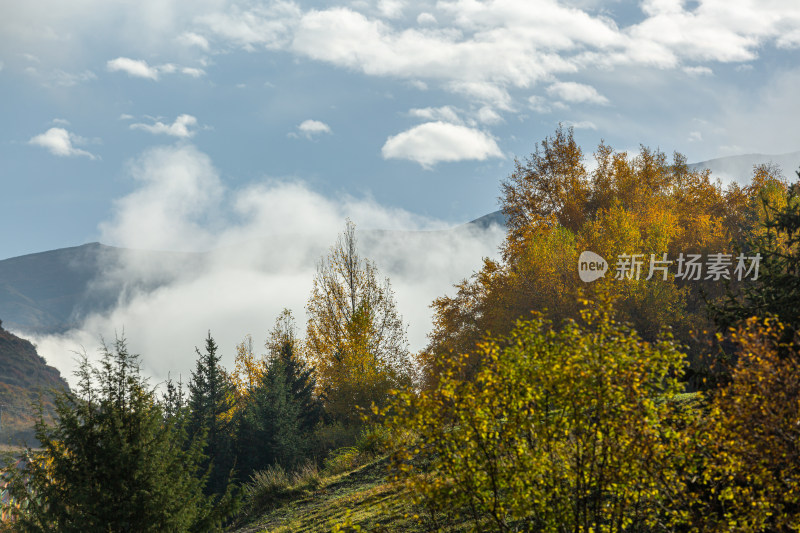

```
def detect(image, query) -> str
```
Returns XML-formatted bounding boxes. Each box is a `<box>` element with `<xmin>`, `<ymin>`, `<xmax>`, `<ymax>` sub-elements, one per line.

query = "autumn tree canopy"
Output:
<box><xmin>422</xmin><ymin>125</ymin><xmax>788</xmax><ymax>388</ymax></box>
<box><xmin>306</xmin><ymin>220</ymin><xmax>413</xmax><ymax>424</ymax></box>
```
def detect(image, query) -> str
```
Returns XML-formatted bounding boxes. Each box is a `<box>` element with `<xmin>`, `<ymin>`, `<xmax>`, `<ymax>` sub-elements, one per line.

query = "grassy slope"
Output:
<box><xmin>231</xmin><ymin>456</ymin><xmax>421</xmax><ymax>533</ymax></box>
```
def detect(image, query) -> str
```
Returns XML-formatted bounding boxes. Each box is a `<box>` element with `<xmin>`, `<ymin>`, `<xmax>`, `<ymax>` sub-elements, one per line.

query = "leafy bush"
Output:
<box><xmin>323</xmin><ymin>447</ymin><xmax>362</xmax><ymax>476</ymax></box>
<box><xmin>387</xmin><ymin>302</ymin><xmax>694</xmax><ymax>532</ymax></box>
<box><xmin>242</xmin><ymin>465</ymin><xmax>292</xmax><ymax>515</ymax></box>
<box><xmin>355</xmin><ymin>424</ymin><xmax>392</xmax><ymax>456</ymax></box>
<box><xmin>681</xmin><ymin>317</ymin><xmax>800</xmax><ymax>531</ymax></box>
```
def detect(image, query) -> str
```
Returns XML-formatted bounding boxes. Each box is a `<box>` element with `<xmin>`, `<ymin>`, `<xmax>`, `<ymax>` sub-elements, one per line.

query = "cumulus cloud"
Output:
<box><xmin>382</xmin><ymin>121</ymin><xmax>503</xmax><ymax>167</ymax></box>
<box><xmin>291</xmin><ymin>119</ymin><xmax>332</xmax><ymax>139</ymax></box>
<box><xmin>107</xmin><ymin>57</ymin><xmax>204</xmax><ymax>80</ymax></box>
<box><xmin>107</xmin><ymin>57</ymin><xmax>160</xmax><ymax>79</ymax></box>
<box><xmin>181</xmin><ymin>67</ymin><xmax>206</xmax><ymax>78</ymax></box>
<box><xmin>130</xmin><ymin>114</ymin><xmax>201</xmax><ymax>138</ymax></box>
<box><xmin>378</xmin><ymin>0</ymin><xmax>405</xmax><ymax>19</ymax></box>
<box><xmin>196</xmin><ymin>1</ymin><xmax>302</xmax><ymax>51</ymax></box>
<box><xmin>547</xmin><ymin>81</ymin><xmax>609</xmax><ymax>105</ymax></box>
<box><xmin>30</xmin><ymin>144</ymin><xmax>505</xmax><ymax>385</ymax></box>
<box><xmin>28</xmin><ymin>127</ymin><xmax>97</xmax><ymax>159</ymax></box>
<box><xmin>476</xmin><ymin>106</ymin><xmax>503</xmax><ymax>124</ymax></box>
<box><xmin>177</xmin><ymin>31</ymin><xmax>210</xmax><ymax>50</ymax></box>
<box><xmin>417</xmin><ymin>12</ymin><xmax>437</xmax><ymax>25</ymax></box>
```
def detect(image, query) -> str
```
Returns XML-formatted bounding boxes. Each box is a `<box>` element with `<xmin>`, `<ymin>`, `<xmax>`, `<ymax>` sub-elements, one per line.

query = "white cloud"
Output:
<box><xmin>683</xmin><ymin>65</ymin><xmax>713</xmax><ymax>76</ymax></box>
<box><xmin>381</xmin><ymin>121</ymin><xmax>503</xmax><ymax>167</ymax></box>
<box><xmin>51</xmin><ymin>118</ymin><xmax>70</xmax><ymax>125</ymax></box>
<box><xmin>130</xmin><ymin>114</ymin><xmax>200</xmax><ymax>138</ymax></box>
<box><xmin>447</xmin><ymin>81</ymin><xmax>514</xmax><ymax>110</ymax></box>
<box><xmin>476</xmin><ymin>106</ymin><xmax>503</xmax><ymax>124</ymax></box>
<box><xmin>28</xmin><ymin>127</ymin><xmax>97</xmax><ymax>159</ymax></box>
<box><xmin>417</xmin><ymin>12</ymin><xmax>437</xmax><ymax>25</ymax></box>
<box><xmin>197</xmin><ymin>1</ymin><xmax>302</xmax><ymax>51</ymax></box>
<box><xmin>547</xmin><ymin>81</ymin><xmax>609</xmax><ymax>105</ymax></box>
<box><xmin>177</xmin><ymin>32</ymin><xmax>210</xmax><ymax>50</ymax></box>
<box><xmin>0</xmin><ymin>61</ymin><xmax>4</xmax><ymax>72</ymax></box>
<box><xmin>99</xmin><ymin>144</ymin><xmax>223</xmax><ymax>251</ymax></box>
<box><xmin>378</xmin><ymin>0</ymin><xmax>405</xmax><ymax>19</ymax></box>
<box><xmin>528</xmin><ymin>95</ymin><xmax>551</xmax><ymax>113</ymax></box>
<box><xmin>408</xmin><ymin>105</ymin><xmax>461</xmax><ymax>124</ymax></box>
<box><xmin>26</xmin><ymin>67</ymin><xmax>96</xmax><ymax>87</ymax></box>
<box><xmin>291</xmin><ymin>119</ymin><xmax>332</xmax><ymax>139</ymax></box>
<box><xmin>181</xmin><ymin>67</ymin><xmax>206</xmax><ymax>78</ymax></box>
<box><xmin>563</xmin><ymin>120</ymin><xmax>597</xmax><ymax>130</ymax></box>
<box><xmin>107</xmin><ymin>57</ymin><xmax>159</xmax><ymax>79</ymax></box>
<box><xmin>119</xmin><ymin>113</ymin><xmax>134</xmax><ymax>120</ymax></box>
<box><xmin>107</xmin><ymin>57</ymin><xmax>202</xmax><ymax>80</ymax></box>
<box><xmin>688</xmin><ymin>131</ymin><xmax>702</xmax><ymax>142</ymax></box>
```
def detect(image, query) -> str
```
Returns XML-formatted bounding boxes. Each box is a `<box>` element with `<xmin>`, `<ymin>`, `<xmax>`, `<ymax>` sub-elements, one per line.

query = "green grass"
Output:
<box><xmin>230</xmin><ymin>455</ymin><xmax>420</xmax><ymax>533</ymax></box>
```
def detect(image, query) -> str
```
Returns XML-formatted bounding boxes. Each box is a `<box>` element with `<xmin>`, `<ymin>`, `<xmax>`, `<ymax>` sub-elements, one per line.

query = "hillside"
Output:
<box><xmin>0</xmin><ymin>320</ymin><xmax>69</xmax><ymax>444</ymax></box>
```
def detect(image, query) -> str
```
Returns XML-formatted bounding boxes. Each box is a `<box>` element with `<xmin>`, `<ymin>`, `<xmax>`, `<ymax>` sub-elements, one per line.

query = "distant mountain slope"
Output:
<box><xmin>0</xmin><ymin>243</ymin><xmax>201</xmax><ymax>335</ymax></box>
<box><xmin>0</xmin><ymin>320</ymin><xmax>69</xmax><ymax>444</ymax></box>
<box><xmin>689</xmin><ymin>150</ymin><xmax>800</xmax><ymax>182</ymax></box>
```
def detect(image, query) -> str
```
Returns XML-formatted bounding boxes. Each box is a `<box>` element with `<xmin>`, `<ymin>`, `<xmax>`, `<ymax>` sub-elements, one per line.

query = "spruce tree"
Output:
<box><xmin>711</xmin><ymin>176</ymin><xmax>800</xmax><ymax>337</ymax></box>
<box><xmin>188</xmin><ymin>332</ymin><xmax>237</xmax><ymax>497</ymax></box>
<box><xmin>3</xmin><ymin>337</ymin><xmax>232</xmax><ymax>532</ymax></box>
<box><xmin>236</xmin><ymin>312</ymin><xmax>323</xmax><ymax>478</ymax></box>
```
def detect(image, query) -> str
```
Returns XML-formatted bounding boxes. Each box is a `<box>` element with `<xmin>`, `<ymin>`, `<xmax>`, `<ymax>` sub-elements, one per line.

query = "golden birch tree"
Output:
<box><xmin>306</xmin><ymin>220</ymin><xmax>412</xmax><ymax>423</ymax></box>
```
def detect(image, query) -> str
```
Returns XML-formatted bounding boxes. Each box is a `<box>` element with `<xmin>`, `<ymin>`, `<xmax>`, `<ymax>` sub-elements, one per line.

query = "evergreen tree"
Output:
<box><xmin>711</xmin><ymin>176</ymin><xmax>800</xmax><ymax>337</ymax></box>
<box><xmin>235</xmin><ymin>311</ymin><xmax>323</xmax><ymax>479</ymax></box>
<box><xmin>188</xmin><ymin>332</ymin><xmax>237</xmax><ymax>496</ymax></box>
<box><xmin>3</xmin><ymin>337</ymin><xmax>233</xmax><ymax>532</ymax></box>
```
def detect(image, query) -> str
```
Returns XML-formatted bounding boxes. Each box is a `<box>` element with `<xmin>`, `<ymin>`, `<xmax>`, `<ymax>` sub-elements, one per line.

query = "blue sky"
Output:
<box><xmin>2</xmin><ymin>0</ymin><xmax>800</xmax><ymax>261</ymax></box>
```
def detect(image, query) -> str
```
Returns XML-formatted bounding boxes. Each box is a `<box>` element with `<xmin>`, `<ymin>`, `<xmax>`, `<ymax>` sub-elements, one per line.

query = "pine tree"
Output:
<box><xmin>712</xmin><ymin>176</ymin><xmax>800</xmax><ymax>337</ymax></box>
<box><xmin>3</xmin><ymin>337</ymin><xmax>233</xmax><ymax>531</ymax></box>
<box><xmin>188</xmin><ymin>332</ymin><xmax>237</xmax><ymax>497</ymax></box>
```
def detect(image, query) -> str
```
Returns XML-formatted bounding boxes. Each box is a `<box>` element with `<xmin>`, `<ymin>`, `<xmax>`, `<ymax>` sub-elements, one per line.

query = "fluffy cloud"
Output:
<box><xmin>382</xmin><ymin>121</ymin><xmax>502</xmax><ymax>167</ymax></box>
<box><xmin>28</xmin><ymin>127</ymin><xmax>97</xmax><ymax>159</ymax></box>
<box><xmin>107</xmin><ymin>57</ymin><xmax>160</xmax><ymax>79</ymax></box>
<box><xmin>5</xmin><ymin>0</ymin><xmax>800</xmax><ymax>117</ymax></box>
<box><xmin>547</xmin><ymin>81</ymin><xmax>609</xmax><ymax>105</ymax></box>
<box><xmin>107</xmin><ymin>57</ymin><xmax>204</xmax><ymax>80</ymax></box>
<box><xmin>130</xmin><ymin>114</ymin><xmax>201</xmax><ymax>138</ymax></box>
<box><xmin>290</xmin><ymin>119</ymin><xmax>332</xmax><ymax>139</ymax></box>
<box><xmin>177</xmin><ymin>31</ymin><xmax>210</xmax><ymax>50</ymax></box>
<box><xmin>196</xmin><ymin>1</ymin><xmax>302</xmax><ymax>51</ymax></box>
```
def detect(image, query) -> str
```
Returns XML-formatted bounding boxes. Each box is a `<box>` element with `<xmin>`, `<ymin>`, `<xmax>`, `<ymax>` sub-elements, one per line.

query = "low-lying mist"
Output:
<box><xmin>30</xmin><ymin>143</ymin><xmax>505</xmax><ymax>387</ymax></box>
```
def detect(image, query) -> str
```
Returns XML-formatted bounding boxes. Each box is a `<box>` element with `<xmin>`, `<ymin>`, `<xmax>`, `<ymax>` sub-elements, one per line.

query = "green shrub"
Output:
<box><xmin>292</xmin><ymin>461</ymin><xmax>321</xmax><ymax>490</ymax></box>
<box><xmin>355</xmin><ymin>424</ymin><xmax>392</xmax><ymax>456</ymax></box>
<box><xmin>243</xmin><ymin>465</ymin><xmax>292</xmax><ymax>515</ymax></box>
<box><xmin>323</xmin><ymin>447</ymin><xmax>362</xmax><ymax>476</ymax></box>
